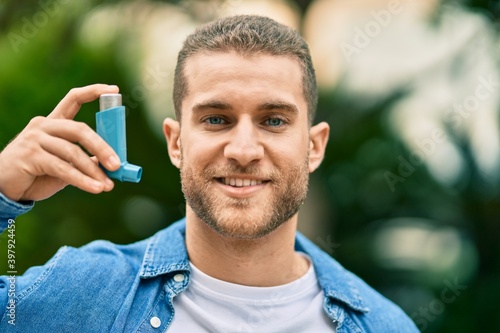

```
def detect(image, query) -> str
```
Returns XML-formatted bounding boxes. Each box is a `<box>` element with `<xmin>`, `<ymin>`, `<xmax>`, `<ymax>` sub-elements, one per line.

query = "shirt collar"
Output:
<box><xmin>140</xmin><ymin>218</ymin><xmax>368</xmax><ymax>313</ymax></box>
<box><xmin>139</xmin><ymin>219</ymin><xmax>190</xmax><ymax>278</ymax></box>
<box><xmin>295</xmin><ymin>232</ymin><xmax>369</xmax><ymax>313</ymax></box>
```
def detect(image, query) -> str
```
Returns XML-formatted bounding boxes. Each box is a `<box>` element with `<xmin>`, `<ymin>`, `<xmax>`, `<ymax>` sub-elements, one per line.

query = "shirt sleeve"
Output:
<box><xmin>0</xmin><ymin>192</ymin><xmax>34</xmax><ymax>233</ymax></box>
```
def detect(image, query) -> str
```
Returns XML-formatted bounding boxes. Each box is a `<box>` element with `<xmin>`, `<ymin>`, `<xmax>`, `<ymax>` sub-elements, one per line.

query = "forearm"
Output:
<box><xmin>0</xmin><ymin>192</ymin><xmax>34</xmax><ymax>233</ymax></box>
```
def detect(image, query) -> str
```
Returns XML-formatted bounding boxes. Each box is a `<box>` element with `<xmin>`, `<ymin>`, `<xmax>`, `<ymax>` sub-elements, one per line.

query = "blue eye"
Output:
<box><xmin>266</xmin><ymin>118</ymin><xmax>284</xmax><ymax>127</ymax></box>
<box><xmin>206</xmin><ymin>117</ymin><xmax>225</xmax><ymax>125</ymax></box>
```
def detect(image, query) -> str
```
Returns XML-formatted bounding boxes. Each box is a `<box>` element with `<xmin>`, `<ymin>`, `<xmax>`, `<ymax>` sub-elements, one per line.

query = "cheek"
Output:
<box><xmin>267</xmin><ymin>134</ymin><xmax>308</xmax><ymax>159</ymax></box>
<box><xmin>181</xmin><ymin>128</ymin><xmax>309</xmax><ymax>166</ymax></box>
<box><xmin>181</xmin><ymin>136</ymin><xmax>222</xmax><ymax>166</ymax></box>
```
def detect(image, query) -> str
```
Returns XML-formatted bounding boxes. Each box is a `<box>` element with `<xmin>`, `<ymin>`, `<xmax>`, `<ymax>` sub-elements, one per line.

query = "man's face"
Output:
<box><xmin>177</xmin><ymin>52</ymin><xmax>311</xmax><ymax>239</ymax></box>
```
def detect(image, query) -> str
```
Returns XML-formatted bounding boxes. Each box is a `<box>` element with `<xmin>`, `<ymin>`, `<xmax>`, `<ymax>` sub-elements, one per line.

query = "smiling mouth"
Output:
<box><xmin>215</xmin><ymin>177</ymin><xmax>270</xmax><ymax>187</ymax></box>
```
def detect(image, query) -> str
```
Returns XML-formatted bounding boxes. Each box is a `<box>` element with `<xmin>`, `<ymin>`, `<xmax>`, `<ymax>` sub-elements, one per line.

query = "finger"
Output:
<box><xmin>48</xmin><ymin>84</ymin><xmax>119</xmax><ymax>120</ymax></box>
<box><xmin>36</xmin><ymin>151</ymin><xmax>112</xmax><ymax>194</ymax></box>
<box><xmin>41</xmin><ymin>119</ymin><xmax>120</xmax><ymax>171</ymax></box>
<box><xmin>39</xmin><ymin>135</ymin><xmax>114</xmax><ymax>189</ymax></box>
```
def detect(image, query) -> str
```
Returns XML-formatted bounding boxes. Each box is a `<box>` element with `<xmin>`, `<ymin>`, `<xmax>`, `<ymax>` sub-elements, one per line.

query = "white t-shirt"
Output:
<box><xmin>168</xmin><ymin>254</ymin><xmax>336</xmax><ymax>333</ymax></box>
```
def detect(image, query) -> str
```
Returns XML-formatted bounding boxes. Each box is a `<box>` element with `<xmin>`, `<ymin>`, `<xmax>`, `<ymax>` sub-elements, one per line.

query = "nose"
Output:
<box><xmin>224</xmin><ymin>118</ymin><xmax>264</xmax><ymax>167</ymax></box>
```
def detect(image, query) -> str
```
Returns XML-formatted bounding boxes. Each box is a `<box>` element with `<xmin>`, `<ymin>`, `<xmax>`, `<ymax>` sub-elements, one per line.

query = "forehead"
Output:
<box><xmin>182</xmin><ymin>51</ymin><xmax>306</xmax><ymax>113</ymax></box>
<box><xmin>184</xmin><ymin>51</ymin><xmax>302</xmax><ymax>78</ymax></box>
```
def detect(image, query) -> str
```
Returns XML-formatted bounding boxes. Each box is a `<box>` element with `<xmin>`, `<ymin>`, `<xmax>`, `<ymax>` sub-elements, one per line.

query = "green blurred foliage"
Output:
<box><xmin>0</xmin><ymin>1</ymin><xmax>499</xmax><ymax>332</ymax></box>
<box><xmin>0</xmin><ymin>0</ymin><xmax>185</xmax><ymax>275</ymax></box>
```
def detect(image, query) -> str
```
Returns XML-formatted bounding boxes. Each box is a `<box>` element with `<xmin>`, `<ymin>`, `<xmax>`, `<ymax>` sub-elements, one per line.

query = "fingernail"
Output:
<box><xmin>108</xmin><ymin>155</ymin><xmax>120</xmax><ymax>168</ymax></box>
<box><xmin>105</xmin><ymin>178</ymin><xmax>114</xmax><ymax>189</ymax></box>
<box><xmin>90</xmin><ymin>180</ymin><xmax>102</xmax><ymax>191</ymax></box>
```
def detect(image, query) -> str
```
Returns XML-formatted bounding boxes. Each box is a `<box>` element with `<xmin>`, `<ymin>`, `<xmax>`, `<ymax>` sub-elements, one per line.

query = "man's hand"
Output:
<box><xmin>0</xmin><ymin>84</ymin><xmax>122</xmax><ymax>202</ymax></box>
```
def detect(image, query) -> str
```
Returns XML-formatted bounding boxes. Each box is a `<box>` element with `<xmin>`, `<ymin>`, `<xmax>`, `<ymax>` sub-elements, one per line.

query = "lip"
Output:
<box><xmin>214</xmin><ymin>178</ymin><xmax>269</xmax><ymax>199</ymax></box>
<box><xmin>219</xmin><ymin>174</ymin><xmax>269</xmax><ymax>181</ymax></box>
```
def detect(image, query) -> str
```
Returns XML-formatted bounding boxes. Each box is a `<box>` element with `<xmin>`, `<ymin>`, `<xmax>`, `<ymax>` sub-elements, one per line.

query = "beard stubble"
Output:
<box><xmin>180</xmin><ymin>154</ymin><xmax>310</xmax><ymax>239</ymax></box>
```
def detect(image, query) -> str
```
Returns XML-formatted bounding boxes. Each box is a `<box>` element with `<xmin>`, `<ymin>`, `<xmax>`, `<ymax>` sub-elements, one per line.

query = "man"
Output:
<box><xmin>0</xmin><ymin>15</ymin><xmax>418</xmax><ymax>332</ymax></box>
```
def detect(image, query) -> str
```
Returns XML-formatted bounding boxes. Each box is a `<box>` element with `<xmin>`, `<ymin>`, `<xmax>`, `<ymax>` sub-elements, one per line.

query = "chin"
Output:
<box><xmin>202</xmin><ymin>208</ymin><xmax>289</xmax><ymax>240</ymax></box>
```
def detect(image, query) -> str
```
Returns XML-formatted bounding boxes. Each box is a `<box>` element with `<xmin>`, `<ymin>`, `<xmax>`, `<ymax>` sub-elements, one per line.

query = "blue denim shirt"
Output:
<box><xmin>0</xmin><ymin>193</ymin><xmax>418</xmax><ymax>332</ymax></box>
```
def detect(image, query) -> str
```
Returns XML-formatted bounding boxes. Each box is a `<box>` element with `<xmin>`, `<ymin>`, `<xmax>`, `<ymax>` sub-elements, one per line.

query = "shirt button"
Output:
<box><xmin>150</xmin><ymin>316</ymin><xmax>161</xmax><ymax>328</ymax></box>
<box><xmin>173</xmin><ymin>273</ymin><xmax>185</xmax><ymax>282</ymax></box>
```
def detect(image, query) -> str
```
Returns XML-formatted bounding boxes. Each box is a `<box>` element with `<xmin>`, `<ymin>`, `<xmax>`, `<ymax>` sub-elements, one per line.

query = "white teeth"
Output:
<box><xmin>222</xmin><ymin>178</ymin><xmax>264</xmax><ymax>187</ymax></box>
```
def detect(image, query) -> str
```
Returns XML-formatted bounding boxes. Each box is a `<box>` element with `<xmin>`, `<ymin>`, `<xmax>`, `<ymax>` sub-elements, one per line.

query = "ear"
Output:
<box><xmin>163</xmin><ymin>118</ymin><xmax>181</xmax><ymax>169</ymax></box>
<box><xmin>308</xmin><ymin>122</ymin><xmax>330</xmax><ymax>173</ymax></box>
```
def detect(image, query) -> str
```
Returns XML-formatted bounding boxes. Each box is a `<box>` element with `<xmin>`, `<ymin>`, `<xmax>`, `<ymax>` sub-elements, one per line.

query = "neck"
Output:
<box><xmin>185</xmin><ymin>207</ymin><xmax>309</xmax><ymax>287</ymax></box>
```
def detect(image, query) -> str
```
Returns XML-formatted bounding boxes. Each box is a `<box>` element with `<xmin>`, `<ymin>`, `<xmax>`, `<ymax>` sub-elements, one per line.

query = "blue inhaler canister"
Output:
<box><xmin>96</xmin><ymin>94</ymin><xmax>142</xmax><ymax>183</ymax></box>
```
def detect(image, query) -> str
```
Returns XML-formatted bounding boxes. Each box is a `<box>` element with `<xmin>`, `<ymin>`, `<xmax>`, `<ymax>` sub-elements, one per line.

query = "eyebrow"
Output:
<box><xmin>191</xmin><ymin>100</ymin><xmax>299</xmax><ymax>115</ymax></box>
<box><xmin>192</xmin><ymin>101</ymin><xmax>231</xmax><ymax>114</ymax></box>
<box><xmin>258</xmin><ymin>101</ymin><xmax>299</xmax><ymax>114</ymax></box>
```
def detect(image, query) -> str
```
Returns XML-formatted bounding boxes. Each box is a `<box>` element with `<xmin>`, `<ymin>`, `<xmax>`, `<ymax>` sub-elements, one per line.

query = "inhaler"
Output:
<box><xmin>96</xmin><ymin>94</ymin><xmax>142</xmax><ymax>183</ymax></box>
